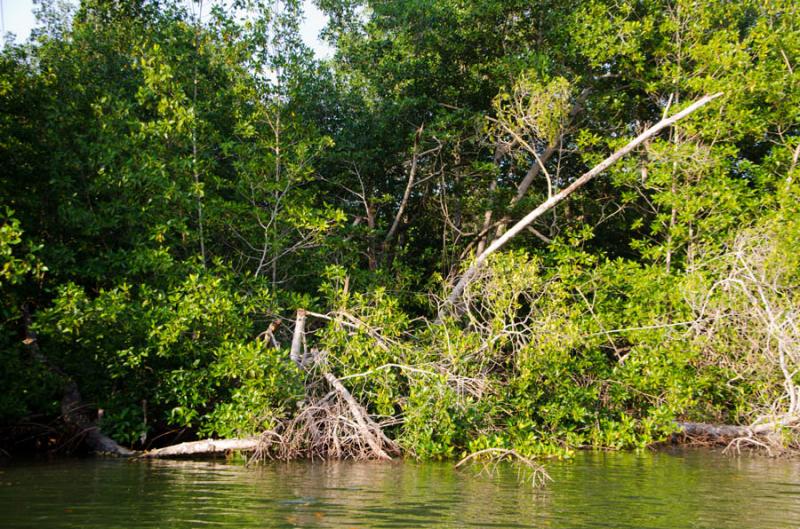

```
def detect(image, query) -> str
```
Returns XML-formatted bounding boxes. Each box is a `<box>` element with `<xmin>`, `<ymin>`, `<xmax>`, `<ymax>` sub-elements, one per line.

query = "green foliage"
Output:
<box><xmin>0</xmin><ymin>208</ymin><xmax>42</xmax><ymax>288</ymax></box>
<box><xmin>37</xmin><ymin>266</ymin><xmax>302</xmax><ymax>442</ymax></box>
<box><xmin>0</xmin><ymin>0</ymin><xmax>798</xmax><ymax>457</ymax></box>
<box><xmin>0</xmin><ymin>209</ymin><xmax>57</xmax><ymax>424</ymax></box>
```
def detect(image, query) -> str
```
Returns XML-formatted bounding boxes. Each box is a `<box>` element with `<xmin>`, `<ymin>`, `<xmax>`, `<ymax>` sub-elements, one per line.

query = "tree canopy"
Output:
<box><xmin>1</xmin><ymin>0</ymin><xmax>798</xmax><ymax>457</ymax></box>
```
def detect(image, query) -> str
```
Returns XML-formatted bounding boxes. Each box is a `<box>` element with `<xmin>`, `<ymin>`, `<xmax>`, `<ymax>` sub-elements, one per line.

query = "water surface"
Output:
<box><xmin>1</xmin><ymin>449</ymin><xmax>799</xmax><ymax>528</ymax></box>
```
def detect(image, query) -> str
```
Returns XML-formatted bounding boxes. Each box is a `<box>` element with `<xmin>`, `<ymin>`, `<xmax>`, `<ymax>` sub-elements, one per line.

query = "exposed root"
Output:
<box><xmin>456</xmin><ymin>448</ymin><xmax>551</xmax><ymax>488</ymax></box>
<box><xmin>253</xmin><ymin>389</ymin><xmax>400</xmax><ymax>462</ymax></box>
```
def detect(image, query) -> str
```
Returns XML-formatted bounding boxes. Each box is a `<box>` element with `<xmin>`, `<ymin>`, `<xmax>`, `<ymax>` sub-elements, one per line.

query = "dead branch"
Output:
<box><xmin>443</xmin><ymin>92</ymin><xmax>723</xmax><ymax>313</ymax></box>
<box><xmin>139</xmin><ymin>438</ymin><xmax>259</xmax><ymax>458</ymax></box>
<box><xmin>305</xmin><ymin>309</ymin><xmax>396</xmax><ymax>352</ymax></box>
<box><xmin>290</xmin><ymin>309</ymin><xmax>307</xmax><ymax>367</ymax></box>
<box><xmin>384</xmin><ymin>124</ymin><xmax>426</xmax><ymax>246</ymax></box>
<box><xmin>257</xmin><ymin>319</ymin><xmax>282</xmax><ymax>349</ymax></box>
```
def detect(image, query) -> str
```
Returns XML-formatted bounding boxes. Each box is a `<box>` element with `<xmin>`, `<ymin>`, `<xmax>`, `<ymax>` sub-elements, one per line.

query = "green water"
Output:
<box><xmin>1</xmin><ymin>449</ymin><xmax>799</xmax><ymax>528</ymax></box>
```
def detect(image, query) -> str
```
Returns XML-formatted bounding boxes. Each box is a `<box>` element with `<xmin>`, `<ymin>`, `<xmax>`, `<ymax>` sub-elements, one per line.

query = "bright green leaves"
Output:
<box><xmin>133</xmin><ymin>42</ymin><xmax>195</xmax><ymax>139</ymax></box>
<box><xmin>569</xmin><ymin>0</ymin><xmax>658</xmax><ymax>75</ymax></box>
<box><xmin>0</xmin><ymin>209</ymin><xmax>43</xmax><ymax>288</ymax></box>
<box><xmin>490</xmin><ymin>75</ymin><xmax>573</xmax><ymax>148</ymax></box>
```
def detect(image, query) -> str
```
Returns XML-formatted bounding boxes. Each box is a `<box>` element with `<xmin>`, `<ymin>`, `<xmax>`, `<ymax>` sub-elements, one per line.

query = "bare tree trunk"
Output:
<box><xmin>366</xmin><ymin>203</ymin><xmax>377</xmax><ymax>271</ymax></box>
<box><xmin>290</xmin><ymin>309</ymin><xmax>307</xmax><ymax>367</ymax></box>
<box><xmin>475</xmin><ymin>143</ymin><xmax>508</xmax><ymax>254</ymax></box>
<box><xmin>384</xmin><ymin>125</ymin><xmax>424</xmax><ymax>247</ymax></box>
<box><xmin>475</xmin><ymin>180</ymin><xmax>498</xmax><ymax>255</ymax></box>
<box><xmin>192</xmin><ymin>0</ymin><xmax>206</xmax><ymax>269</ymax></box>
<box><xmin>443</xmin><ymin>93</ymin><xmax>723</xmax><ymax>312</ymax></box>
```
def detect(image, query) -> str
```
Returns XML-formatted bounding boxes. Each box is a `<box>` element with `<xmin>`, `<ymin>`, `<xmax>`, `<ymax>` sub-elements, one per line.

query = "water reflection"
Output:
<box><xmin>1</xmin><ymin>449</ymin><xmax>799</xmax><ymax>528</ymax></box>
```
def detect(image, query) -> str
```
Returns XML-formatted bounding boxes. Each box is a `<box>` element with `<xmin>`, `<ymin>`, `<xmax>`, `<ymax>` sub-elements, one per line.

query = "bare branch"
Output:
<box><xmin>443</xmin><ymin>93</ymin><xmax>724</xmax><ymax>312</ymax></box>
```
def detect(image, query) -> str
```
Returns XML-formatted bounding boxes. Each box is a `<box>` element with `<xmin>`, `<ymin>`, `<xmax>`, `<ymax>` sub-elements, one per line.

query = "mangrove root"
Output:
<box><xmin>254</xmin><ymin>390</ymin><xmax>400</xmax><ymax>461</ymax></box>
<box><xmin>456</xmin><ymin>448</ymin><xmax>551</xmax><ymax>488</ymax></box>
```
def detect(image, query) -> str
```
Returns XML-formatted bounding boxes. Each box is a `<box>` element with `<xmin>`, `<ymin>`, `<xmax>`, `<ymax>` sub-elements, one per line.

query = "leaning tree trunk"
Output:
<box><xmin>22</xmin><ymin>305</ymin><xmax>135</xmax><ymax>457</ymax></box>
<box><xmin>442</xmin><ymin>93</ymin><xmax>723</xmax><ymax>314</ymax></box>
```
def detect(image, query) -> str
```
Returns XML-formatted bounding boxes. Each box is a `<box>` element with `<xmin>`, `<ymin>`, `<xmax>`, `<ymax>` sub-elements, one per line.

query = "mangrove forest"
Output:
<box><xmin>1</xmin><ymin>0</ymin><xmax>799</xmax><ymax>471</ymax></box>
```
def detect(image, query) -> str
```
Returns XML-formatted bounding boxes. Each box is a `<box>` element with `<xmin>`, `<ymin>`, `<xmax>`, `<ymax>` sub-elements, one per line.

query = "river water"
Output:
<box><xmin>1</xmin><ymin>449</ymin><xmax>799</xmax><ymax>528</ymax></box>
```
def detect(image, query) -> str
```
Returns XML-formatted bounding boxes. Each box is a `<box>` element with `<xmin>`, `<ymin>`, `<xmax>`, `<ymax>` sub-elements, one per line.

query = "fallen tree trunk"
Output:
<box><xmin>673</xmin><ymin>420</ymin><xmax>798</xmax><ymax>455</ymax></box>
<box><xmin>117</xmin><ymin>309</ymin><xmax>402</xmax><ymax>462</ymax></box>
<box><xmin>139</xmin><ymin>438</ymin><xmax>259</xmax><ymax>458</ymax></box>
<box><xmin>60</xmin><ymin>380</ymin><xmax>136</xmax><ymax>456</ymax></box>
<box><xmin>674</xmin><ymin>421</ymin><xmax>784</xmax><ymax>442</ymax></box>
<box><xmin>443</xmin><ymin>93</ymin><xmax>724</xmax><ymax>313</ymax></box>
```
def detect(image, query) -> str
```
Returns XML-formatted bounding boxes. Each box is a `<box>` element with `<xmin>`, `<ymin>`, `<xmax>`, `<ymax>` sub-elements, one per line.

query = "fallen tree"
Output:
<box><xmin>142</xmin><ymin>308</ymin><xmax>400</xmax><ymax>461</ymax></box>
<box><xmin>676</xmin><ymin>422</ymin><xmax>778</xmax><ymax>441</ymax></box>
<box><xmin>674</xmin><ymin>420</ymin><xmax>799</xmax><ymax>457</ymax></box>
<box><xmin>139</xmin><ymin>438</ymin><xmax>259</xmax><ymax>458</ymax></box>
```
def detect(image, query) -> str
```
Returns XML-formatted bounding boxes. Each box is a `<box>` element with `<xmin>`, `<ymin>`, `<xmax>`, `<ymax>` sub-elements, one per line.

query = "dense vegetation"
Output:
<box><xmin>1</xmin><ymin>0</ymin><xmax>798</xmax><ymax>458</ymax></box>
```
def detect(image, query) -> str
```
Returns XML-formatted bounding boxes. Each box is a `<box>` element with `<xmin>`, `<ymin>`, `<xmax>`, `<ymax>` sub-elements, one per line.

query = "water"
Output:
<box><xmin>1</xmin><ymin>449</ymin><xmax>799</xmax><ymax>528</ymax></box>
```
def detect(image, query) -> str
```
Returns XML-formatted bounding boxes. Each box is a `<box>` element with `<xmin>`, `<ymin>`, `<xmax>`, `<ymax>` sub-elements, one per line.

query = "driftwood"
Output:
<box><xmin>676</xmin><ymin>422</ymin><xmax>766</xmax><ymax>441</ymax></box>
<box><xmin>139</xmin><ymin>438</ymin><xmax>259</xmax><ymax>458</ymax></box>
<box><xmin>675</xmin><ymin>420</ymin><xmax>793</xmax><ymax>443</ymax></box>
<box><xmin>443</xmin><ymin>93</ymin><xmax>724</xmax><ymax>312</ymax></box>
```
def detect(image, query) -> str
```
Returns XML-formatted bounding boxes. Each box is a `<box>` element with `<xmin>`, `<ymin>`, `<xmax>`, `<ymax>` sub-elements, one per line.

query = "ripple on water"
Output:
<box><xmin>0</xmin><ymin>450</ymin><xmax>799</xmax><ymax>528</ymax></box>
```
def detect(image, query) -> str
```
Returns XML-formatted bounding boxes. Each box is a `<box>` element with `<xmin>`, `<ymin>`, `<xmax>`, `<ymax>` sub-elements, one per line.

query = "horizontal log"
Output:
<box><xmin>675</xmin><ymin>421</ymin><xmax>776</xmax><ymax>441</ymax></box>
<box><xmin>139</xmin><ymin>438</ymin><xmax>259</xmax><ymax>458</ymax></box>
